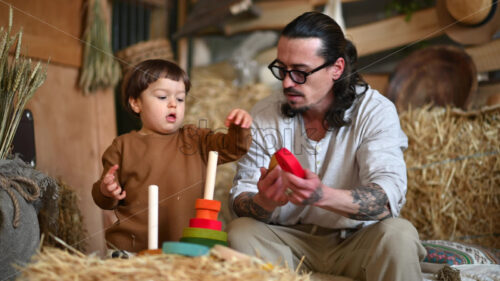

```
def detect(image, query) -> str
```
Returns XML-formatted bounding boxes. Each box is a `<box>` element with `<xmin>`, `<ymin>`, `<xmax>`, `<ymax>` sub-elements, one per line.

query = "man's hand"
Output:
<box><xmin>225</xmin><ymin>108</ymin><xmax>253</xmax><ymax>128</ymax></box>
<box><xmin>254</xmin><ymin>166</ymin><xmax>289</xmax><ymax>210</ymax></box>
<box><xmin>233</xmin><ymin>166</ymin><xmax>288</xmax><ymax>222</ymax></box>
<box><xmin>100</xmin><ymin>164</ymin><xmax>126</xmax><ymax>200</ymax></box>
<box><xmin>281</xmin><ymin>169</ymin><xmax>324</xmax><ymax>206</ymax></box>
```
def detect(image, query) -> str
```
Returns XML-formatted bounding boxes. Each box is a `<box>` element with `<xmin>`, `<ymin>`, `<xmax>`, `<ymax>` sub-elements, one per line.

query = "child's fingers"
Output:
<box><xmin>106</xmin><ymin>164</ymin><xmax>119</xmax><ymax>176</ymax></box>
<box><xmin>226</xmin><ymin>109</ymin><xmax>238</xmax><ymax>121</ymax></box>
<box><xmin>106</xmin><ymin>182</ymin><xmax>119</xmax><ymax>193</ymax></box>
<box><xmin>241</xmin><ymin>114</ymin><xmax>253</xmax><ymax>128</ymax></box>
<box><xmin>102</xmin><ymin>165</ymin><xmax>119</xmax><ymax>183</ymax></box>
<box><xmin>110</xmin><ymin>183</ymin><xmax>123</xmax><ymax>197</ymax></box>
<box><xmin>233</xmin><ymin>111</ymin><xmax>244</xmax><ymax>125</ymax></box>
<box><xmin>111</xmin><ymin>187</ymin><xmax>123</xmax><ymax>197</ymax></box>
<box><xmin>225</xmin><ymin>111</ymin><xmax>235</xmax><ymax>127</ymax></box>
<box><xmin>116</xmin><ymin>190</ymin><xmax>126</xmax><ymax>200</ymax></box>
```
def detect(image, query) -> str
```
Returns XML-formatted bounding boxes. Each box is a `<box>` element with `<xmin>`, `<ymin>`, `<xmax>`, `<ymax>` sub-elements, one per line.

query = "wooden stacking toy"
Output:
<box><xmin>268</xmin><ymin>148</ymin><xmax>305</xmax><ymax>178</ymax></box>
<box><xmin>163</xmin><ymin>151</ymin><xmax>227</xmax><ymax>256</ymax></box>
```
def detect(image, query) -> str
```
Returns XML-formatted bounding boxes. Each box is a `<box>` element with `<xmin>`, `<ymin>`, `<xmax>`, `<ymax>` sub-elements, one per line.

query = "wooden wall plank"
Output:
<box><xmin>1</xmin><ymin>0</ymin><xmax>118</xmax><ymax>255</ymax></box>
<box><xmin>26</xmin><ymin>63</ymin><xmax>116</xmax><ymax>255</ymax></box>
<box><xmin>0</xmin><ymin>0</ymin><xmax>83</xmax><ymax>67</ymax></box>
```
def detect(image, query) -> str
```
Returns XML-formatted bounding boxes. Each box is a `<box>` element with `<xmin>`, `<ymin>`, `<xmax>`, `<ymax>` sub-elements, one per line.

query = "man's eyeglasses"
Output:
<box><xmin>267</xmin><ymin>59</ymin><xmax>331</xmax><ymax>84</ymax></box>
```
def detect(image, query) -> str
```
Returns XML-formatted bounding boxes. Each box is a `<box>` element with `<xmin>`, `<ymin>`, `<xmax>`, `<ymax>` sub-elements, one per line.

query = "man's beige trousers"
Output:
<box><xmin>227</xmin><ymin>217</ymin><xmax>426</xmax><ymax>281</ymax></box>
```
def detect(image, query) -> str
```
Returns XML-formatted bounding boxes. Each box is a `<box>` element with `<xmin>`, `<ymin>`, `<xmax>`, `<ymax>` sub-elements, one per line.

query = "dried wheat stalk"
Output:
<box><xmin>0</xmin><ymin>6</ymin><xmax>47</xmax><ymax>159</ymax></box>
<box><xmin>78</xmin><ymin>0</ymin><xmax>120</xmax><ymax>95</ymax></box>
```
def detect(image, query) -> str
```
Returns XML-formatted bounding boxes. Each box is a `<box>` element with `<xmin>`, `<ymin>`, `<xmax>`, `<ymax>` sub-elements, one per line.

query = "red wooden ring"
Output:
<box><xmin>189</xmin><ymin>218</ymin><xmax>222</xmax><ymax>230</ymax></box>
<box><xmin>275</xmin><ymin>148</ymin><xmax>305</xmax><ymax>178</ymax></box>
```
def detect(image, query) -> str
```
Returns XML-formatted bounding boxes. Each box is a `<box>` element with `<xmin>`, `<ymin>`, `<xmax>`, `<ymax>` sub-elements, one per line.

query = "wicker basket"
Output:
<box><xmin>115</xmin><ymin>38</ymin><xmax>175</xmax><ymax>73</ymax></box>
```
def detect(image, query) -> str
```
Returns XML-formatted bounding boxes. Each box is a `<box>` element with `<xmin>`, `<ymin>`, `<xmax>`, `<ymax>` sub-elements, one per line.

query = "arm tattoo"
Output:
<box><xmin>301</xmin><ymin>185</ymin><xmax>323</xmax><ymax>205</ymax></box>
<box><xmin>349</xmin><ymin>183</ymin><xmax>391</xmax><ymax>221</ymax></box>
<box><xmin>233</xmin><ymin>192</ymin><xmax>273</xmax><ymax>222</ymax></box>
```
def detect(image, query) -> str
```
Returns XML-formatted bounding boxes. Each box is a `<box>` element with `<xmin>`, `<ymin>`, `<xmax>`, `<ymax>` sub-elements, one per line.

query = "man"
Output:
<box><xmin>227</xmin><ymin>11</ymin><xmax>426</xmax><ymax>281</ymax></box>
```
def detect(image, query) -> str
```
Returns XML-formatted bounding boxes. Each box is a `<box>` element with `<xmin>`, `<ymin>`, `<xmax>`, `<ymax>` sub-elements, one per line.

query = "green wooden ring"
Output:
<box><xmin>182</xmin><ymin>227</ymin><xmax>227</xmax><ymax>242</ymax></box>
<box><xmin>180</xmin><ymin>237</ymin><xmax>228</xmax><ymax>248</ymax></box>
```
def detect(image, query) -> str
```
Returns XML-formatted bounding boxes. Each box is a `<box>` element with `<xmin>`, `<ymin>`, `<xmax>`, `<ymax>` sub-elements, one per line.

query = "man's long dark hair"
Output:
<box><xmin>280</xmin><ymin>11</ymin><xmax>368</xmax><ymax>129</ymax></box>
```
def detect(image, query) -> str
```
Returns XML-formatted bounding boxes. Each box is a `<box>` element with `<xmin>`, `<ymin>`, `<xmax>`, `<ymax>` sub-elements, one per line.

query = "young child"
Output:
<box><xmin>92</xmin><ymin>59</ymin><xmax>252</xmax><ymax>253</ymax></box>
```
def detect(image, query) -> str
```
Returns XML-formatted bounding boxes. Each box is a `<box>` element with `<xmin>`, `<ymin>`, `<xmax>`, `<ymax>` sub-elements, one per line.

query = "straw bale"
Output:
<box><xmin>42</xmin><ymin>180</ymin><xmax>88</xmax><ymax>252</ymax></box>
<box><xmin>184</xmin><ymin>62</ymin><xmax>272</xmax><ymax>226</ymax></box>
<box><xmin>400</xmin><ymin>105</ymin><xmax>500</xmax><ymax>248</ymax></box>
<box><xmin>16</xmin><ymin>247</ymin><xmax>309</xmax><ymax>281</ymax></box>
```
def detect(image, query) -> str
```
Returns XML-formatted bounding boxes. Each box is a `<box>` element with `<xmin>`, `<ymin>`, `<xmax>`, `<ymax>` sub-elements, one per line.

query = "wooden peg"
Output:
<box><xmin>203</xmin><ymin>151</ymin><xmax>218</xmax><ymax>200</ymax></box>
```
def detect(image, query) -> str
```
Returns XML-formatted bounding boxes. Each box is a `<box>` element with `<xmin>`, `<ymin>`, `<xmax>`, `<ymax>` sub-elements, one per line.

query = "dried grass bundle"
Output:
<box><xmin>400</xmin><ymin>105</ymin><xmax>500</xmax><ymax>248</ymax></box>
<box><xmin>41</xmin><ymin>180</ymin><xmax>88</xmax><ymax>252</ymax></box>
<box><xmin>16</xmin><ymin>247</ymin><xmax>309</xmax><ymax>281</ymax></box>
<box><xmin>79</xmin><ymin>0</ymin><xmax>121</xmax><ymax>94</ymax></box>
<box><xmin>0</xmin><ymin>7</ymin><xmax>47</xmax><ymax>159</ymax></box>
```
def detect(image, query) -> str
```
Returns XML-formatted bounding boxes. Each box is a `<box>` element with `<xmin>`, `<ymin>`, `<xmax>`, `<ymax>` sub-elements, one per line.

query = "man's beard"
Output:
<box><xmin>283</xmin><ymin>102</ymin><xmax>309</xmax><ymax>114</ymax></box>
<box><xmin>283</xmin><ymin>87</ymin><xmax>310</xmax><ymax>114</ymax></box>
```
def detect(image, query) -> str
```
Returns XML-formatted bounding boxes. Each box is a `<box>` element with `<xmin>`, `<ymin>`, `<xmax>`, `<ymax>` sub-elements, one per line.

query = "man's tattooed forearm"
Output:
<box><xmin>301</xmin><ymin>185</ymin><xmax>323</xmax><ymax>205</ymax></box>
<box><xmin>233</xmin><ymin>192</ymin><xmax>272</xmax><ymax>222</ymax></box>
<box><xmin>349</xmin><ymin>183</ymin><xmax>391</xmax><ymax>220</ymax></box>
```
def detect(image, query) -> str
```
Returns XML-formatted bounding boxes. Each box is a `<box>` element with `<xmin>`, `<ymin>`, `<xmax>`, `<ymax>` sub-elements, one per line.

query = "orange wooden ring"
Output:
<box><xmin>196</xmin><ymin>209</ymin><xmax>218</xmax><ymax>220</ymax></box>
<box><xmin>195</xmin><ymin>199</ymin><xmax>221</xmax><ymax>211</ymax></box>
<box><xmin>189</xmin><ymin>218</ymin><xmax>222</xmax><ymax>230</ymax></box>
<box><xmin>137</xmin><ymin>249</ymin><xmax>162</xmax><ymax>256</ymax></box>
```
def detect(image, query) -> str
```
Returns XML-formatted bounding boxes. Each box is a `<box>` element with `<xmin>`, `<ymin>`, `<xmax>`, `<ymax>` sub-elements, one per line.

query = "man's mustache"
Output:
<box><xmin>284</xmin><ymin>88</ymin><xmax>304</xmax><ymax>96</ymax></box>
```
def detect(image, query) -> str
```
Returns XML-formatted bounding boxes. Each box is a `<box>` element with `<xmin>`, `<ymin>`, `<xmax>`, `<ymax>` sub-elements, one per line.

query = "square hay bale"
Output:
<box><xmin>400</xmin><ymin>105</ymin><xmax>499</xmax><ymax>248</ymax></box>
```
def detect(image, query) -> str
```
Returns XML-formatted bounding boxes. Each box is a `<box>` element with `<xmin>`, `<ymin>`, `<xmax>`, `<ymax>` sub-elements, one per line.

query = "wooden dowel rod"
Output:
<box><xmin>148</xmin><ymin>184</ymin><xmax>158</xmax><ymax>250</ymax></box>
<box><xmin>204</xmin><ymin>151</ymin><xmax>218</xmax><ymax>200</ymax></box>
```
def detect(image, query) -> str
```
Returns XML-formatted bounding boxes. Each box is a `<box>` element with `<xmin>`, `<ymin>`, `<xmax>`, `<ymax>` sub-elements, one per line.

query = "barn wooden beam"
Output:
<box><xmin>238</xmin><ymin>7</ymin><xmax>444</xmax><ymax>59</ymax></box>
<box><xmin>223</xmin><ymin>1</ymin><xmax>313</xmax><ymax>35</ymax></box>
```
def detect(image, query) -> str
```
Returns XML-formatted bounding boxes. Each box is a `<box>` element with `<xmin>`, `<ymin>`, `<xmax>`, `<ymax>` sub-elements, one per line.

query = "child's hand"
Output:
<box><xmin>225</xmin><ymin>108</ymin><xmax>252</xmax><ymax>128</ymax></box>
<box><xmin>100</xmin><ymin>164</ymin><xmax>126</xmax><ymax>200</ymax></box>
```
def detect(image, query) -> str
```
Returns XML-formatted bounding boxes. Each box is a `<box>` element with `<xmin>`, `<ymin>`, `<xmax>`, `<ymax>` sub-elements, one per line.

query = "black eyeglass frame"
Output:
<box><xmin>267</xmin><ymin>59</ymin><xmax>332</xmax><ymax>84</ymax></box>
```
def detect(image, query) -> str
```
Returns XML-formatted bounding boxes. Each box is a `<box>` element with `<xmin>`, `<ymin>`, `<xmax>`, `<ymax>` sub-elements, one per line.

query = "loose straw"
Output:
<box><xmin>204</xmin><ymin>151</ymin><xmax>218</xmax><ymax>200</ymax></box>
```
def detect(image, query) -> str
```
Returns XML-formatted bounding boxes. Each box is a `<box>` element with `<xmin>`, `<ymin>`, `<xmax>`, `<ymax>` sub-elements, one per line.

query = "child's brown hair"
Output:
<box><xmin>121</xmin><ymin>59</ymin><xmax>191</xmax><ymax>117</ymax></box>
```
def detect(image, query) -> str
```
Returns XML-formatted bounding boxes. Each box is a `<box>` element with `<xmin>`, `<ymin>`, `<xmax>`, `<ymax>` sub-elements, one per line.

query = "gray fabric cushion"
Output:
<box><xmin>0</xmin><ymin>189</ymin><xmax>40</xmax><ymax>281</ymax></box>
